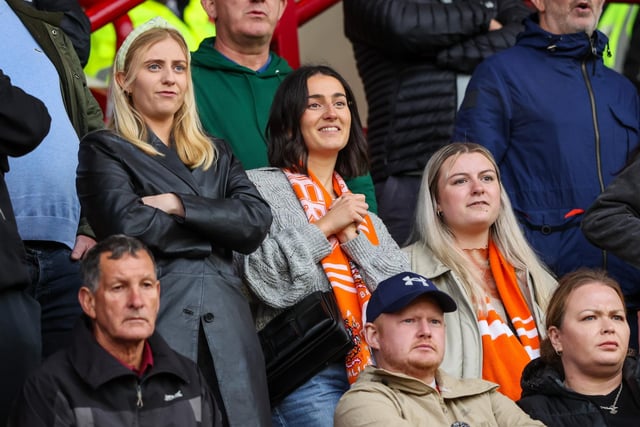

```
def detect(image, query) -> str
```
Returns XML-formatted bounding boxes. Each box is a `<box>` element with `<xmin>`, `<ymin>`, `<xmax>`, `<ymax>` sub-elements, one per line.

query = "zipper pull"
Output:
<box><xmin>136</xmin><ymin>384</ymin><xmax>143</xmax><ymax>408</ymax></box>
<box><xmin>588</xmin><ymin>35</ymin><xmax>597</xmax><ymax>57</ymax></box>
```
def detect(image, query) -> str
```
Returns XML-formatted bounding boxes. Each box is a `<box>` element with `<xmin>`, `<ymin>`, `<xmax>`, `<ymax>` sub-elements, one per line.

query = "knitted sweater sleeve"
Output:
<box><xmin>241</xmin><ymin>169</ymin><xmax>409</xmax><ymax>309</ymax></box>
<box><xmin>341</xmin><ymin>212</ymin><xmax>410</xmax><ymax>290</ymax></box>
<box><xmin>242</xmin><ymin>169</ymin><xmax>334</xmax><ymax>309</ymax></box>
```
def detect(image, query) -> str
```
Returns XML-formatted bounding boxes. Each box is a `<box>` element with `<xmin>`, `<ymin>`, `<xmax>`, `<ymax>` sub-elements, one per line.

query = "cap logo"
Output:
<box><xmin>402</xmin><ymin>275</ymin><xmax>431</xmax><ymax>287</ymax></box>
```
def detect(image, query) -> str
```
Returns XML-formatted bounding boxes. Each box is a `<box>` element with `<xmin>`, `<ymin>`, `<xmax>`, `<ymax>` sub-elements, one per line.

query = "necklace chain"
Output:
<box><xmin>600</xmin><ymin>382</ymin><xmax>623</xmax><ymax>415</ymax></box>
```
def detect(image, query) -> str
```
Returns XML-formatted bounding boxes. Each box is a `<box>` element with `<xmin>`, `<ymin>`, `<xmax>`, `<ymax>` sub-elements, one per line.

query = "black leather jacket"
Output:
<box><xmin>77</xmin><ymin>130</ymin><xmax>273</xmax><ymax>426</ymax></box>
<box><xmin>343</xmin><ymin>0</ymin><xmax>529</xmax><ymax>181</ymax></box>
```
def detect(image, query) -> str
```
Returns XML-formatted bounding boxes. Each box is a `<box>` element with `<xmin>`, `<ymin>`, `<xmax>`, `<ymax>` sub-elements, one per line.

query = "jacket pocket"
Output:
<box><xmin>609</xmin><ymin>103</ymin><xmax>639</xmax><ymax>151</ymax></box>
<box><xmin>514</xmin><ymin>208</ymin><xmax>583</xmax><ymax>236</ymax></box>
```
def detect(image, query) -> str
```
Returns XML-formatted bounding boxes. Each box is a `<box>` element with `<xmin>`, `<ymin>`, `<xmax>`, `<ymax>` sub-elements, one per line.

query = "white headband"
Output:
<box><xmin>115</xmin><ymin>17</ymin><xmax>176</xmax><ymax>72</ymax></box>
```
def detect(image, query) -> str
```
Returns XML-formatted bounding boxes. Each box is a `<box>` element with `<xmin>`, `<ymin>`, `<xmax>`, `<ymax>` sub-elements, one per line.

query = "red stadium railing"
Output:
<box><xmin>80</xmin><ymin>0</ymin><xmax>341</xmax><ymax>69</ymax></box>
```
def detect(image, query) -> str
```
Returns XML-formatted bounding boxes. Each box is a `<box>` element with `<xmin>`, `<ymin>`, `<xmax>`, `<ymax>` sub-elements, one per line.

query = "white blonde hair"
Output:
<box><xmin>110</xmin><ymin>24</ymin><xmax>215</xmax><ymax>169</ymax></box>
<box><xmin>413</xmin><ymin>142</ymin><xmax>553</xmax><ymax>311</ymax></box>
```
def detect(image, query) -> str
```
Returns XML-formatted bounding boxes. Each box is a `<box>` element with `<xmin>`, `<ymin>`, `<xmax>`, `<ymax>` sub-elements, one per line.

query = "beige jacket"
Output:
<box><xmin>334</xmin><ymin>367</ymin><xmax>546</xmax><ymax>426</ymax></box>
<box><xmin>404</xmin><ymin>243</ymin><xmax>555</xmax><ymax>379</ymax></box>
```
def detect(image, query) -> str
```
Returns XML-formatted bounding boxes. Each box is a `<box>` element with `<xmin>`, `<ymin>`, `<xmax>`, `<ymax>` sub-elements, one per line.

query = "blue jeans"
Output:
<box><xmin>271</xmin><ymin>363</ymin><xmax>349</xmax><ymax>427</ymax></box>
<box><xmin>24</xmin><ymin>242</ymin><xmax>83</xmax><ymax>358</ymax></box>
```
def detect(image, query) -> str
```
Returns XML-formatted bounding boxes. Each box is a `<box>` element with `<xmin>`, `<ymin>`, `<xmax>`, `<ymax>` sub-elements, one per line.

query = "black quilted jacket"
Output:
<box><xmin>343</xmin><ymin>0</ymin><xmax>530</xmax><ymax>181</ymax></box>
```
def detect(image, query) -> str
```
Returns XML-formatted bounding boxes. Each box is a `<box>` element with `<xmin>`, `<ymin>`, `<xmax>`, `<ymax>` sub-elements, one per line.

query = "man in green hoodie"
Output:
<box><xmin>192</xmin><ymin>0</ymin><xmax>377</xmax><ymax>211</ymax></box>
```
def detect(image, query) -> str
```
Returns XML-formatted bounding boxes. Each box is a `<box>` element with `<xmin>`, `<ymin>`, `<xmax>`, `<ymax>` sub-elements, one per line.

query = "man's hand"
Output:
<box><xmin>70</xmin><ymin>234</ymin><xmax>96</xmax><ymax>260</ymax></box>
<box><xmin>489</xmin><ymin>19</ymin><xmax>503</xmax><ymax>31</ymax></box>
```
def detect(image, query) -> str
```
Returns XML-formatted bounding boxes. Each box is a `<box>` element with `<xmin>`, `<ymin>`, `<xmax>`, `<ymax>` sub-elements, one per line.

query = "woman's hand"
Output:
<box><xmin>315</xmin><ymin>193</ymin><xmax>368</xmax><ymax>242</ymax></box>
<box><xmin>142</xmin><ymin>193</ymin><xmax>185</xmax><ymax>217</ymax></box>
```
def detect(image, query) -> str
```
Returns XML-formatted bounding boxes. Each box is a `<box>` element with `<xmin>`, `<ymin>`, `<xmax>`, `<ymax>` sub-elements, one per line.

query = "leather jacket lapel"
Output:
<box><xmin>148</xmin><ymin>132</ymin><xmax>202</xmax><ymax>196</ymax></box>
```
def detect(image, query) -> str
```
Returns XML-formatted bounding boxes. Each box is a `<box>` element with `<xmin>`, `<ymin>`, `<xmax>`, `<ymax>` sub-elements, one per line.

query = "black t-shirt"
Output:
<box><xmin>586</xmin><ymin>379</ymin><xmax>640</xmax><ymax>427</ymax></box>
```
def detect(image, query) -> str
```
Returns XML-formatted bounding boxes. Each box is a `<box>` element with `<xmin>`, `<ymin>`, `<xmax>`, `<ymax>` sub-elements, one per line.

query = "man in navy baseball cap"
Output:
<box><xmin>335</xmin><ymin>272</ymin><xmax>544</xmax><ymax>426</ymax></box>
<box><xmin>366</xmin><ymin>272</ymin><xmax>457</xmax><ymax>323</ymax></box>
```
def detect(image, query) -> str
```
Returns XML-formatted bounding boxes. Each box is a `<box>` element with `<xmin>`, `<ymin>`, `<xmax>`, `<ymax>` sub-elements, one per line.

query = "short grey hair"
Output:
<box><xmin>81</xmin><ymin>235</ymin><xmax>156</xmax><ymax>292</ymax></box>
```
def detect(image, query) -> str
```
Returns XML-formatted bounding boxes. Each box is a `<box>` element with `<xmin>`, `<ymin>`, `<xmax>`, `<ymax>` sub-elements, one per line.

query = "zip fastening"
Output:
<box><xmin>581</xmin><ymin>49</ymin><xmax>608</xmax><ymax>270</ymax></box>
<box><xmin>136</xmin><ymin>383</ymin><xmax>143</xmax><ymax>408</ymax></box>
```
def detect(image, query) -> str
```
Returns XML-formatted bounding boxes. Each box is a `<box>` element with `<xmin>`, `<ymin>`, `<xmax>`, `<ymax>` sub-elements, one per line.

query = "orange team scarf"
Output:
<box><xmin>284</xmin><ymin>169</ymin><xmax>379</xmax><ymax>384</ymax></box>
<box><xmin>478</xmin><ymin>240</ymin><xmax>541</xmax><ymax>400</ymax></box>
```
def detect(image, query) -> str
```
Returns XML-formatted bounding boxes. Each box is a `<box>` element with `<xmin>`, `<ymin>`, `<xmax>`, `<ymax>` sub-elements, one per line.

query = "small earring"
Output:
<box><xmin>437</xmin><ymin>210</ymin><xmax>443</xmax><ymax>217</ymax></box>
<box><xmin>554</xmin><ymin>348</ymin><xmax>562</xmax><ymax>357</ymax></box>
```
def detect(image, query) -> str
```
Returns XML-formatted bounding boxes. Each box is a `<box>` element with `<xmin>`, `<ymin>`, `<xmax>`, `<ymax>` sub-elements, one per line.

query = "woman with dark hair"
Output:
<box><xmin>518</xmin><ymin>269</ymin><xmax>640</xmax><ymax>426</ymax></box>
<box><xmin>240</xmin><ymin>65</ymin><xmax>408</xmax><ymax>427</ymax></box>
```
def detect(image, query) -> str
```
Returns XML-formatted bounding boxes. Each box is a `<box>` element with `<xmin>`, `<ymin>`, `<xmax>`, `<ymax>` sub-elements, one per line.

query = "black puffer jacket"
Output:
<box><xmin>343</xmin><ymin>0</ymin><xmax>529</xmax><ymax>181</ymax></box>
<box><xmin>517</xmin><ymin>357</ymin><xmax>640</xmax><ymax>427</ymax></box>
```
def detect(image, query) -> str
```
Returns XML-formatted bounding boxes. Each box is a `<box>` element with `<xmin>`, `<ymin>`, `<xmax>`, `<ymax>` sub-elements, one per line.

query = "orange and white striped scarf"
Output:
<box><xmin>284</xmin><ymin>169</ymin><xmax>378</xmax><ymax>384</ymax></box>
<box><xmin>478</xmin><ymin>241</ymin><xmax>540</xmax><ymax>400</ymax></box>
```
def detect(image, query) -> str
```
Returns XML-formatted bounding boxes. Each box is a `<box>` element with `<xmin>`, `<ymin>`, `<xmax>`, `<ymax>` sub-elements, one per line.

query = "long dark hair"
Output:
<box><xmin>266</xmin><ymin>65</ymin><xmax>369</xmax><ymax>178</ymax></box>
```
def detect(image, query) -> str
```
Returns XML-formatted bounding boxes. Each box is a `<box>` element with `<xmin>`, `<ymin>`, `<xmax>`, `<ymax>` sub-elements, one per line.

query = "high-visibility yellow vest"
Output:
<box><xmin>85</xmin><ymin>0</ymin><xmax>215</xmax><ymax>85</ymax></box>
<box><xmin>598</xmin><ymin>3</ymin><xmax>639</xmax><ymax>72</ymax></box>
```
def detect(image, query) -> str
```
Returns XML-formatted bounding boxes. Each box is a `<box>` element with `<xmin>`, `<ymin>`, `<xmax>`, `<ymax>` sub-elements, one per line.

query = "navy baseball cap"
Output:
<box><xmin>367</xmin><ymin>272</ymin><xmax>457</xmax><ymax>322</ymax></box>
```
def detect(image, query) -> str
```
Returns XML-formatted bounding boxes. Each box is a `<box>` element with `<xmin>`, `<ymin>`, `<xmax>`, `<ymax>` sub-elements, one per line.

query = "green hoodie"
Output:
<box><xmin>192</xmin><ymin>37</ymin><xmax>289</xmax><ymax>170</ymax></box>
<box><xmin>191</xmin><ymin>37</ymin><xmax>377</xmax><ymax>211</ymax></box>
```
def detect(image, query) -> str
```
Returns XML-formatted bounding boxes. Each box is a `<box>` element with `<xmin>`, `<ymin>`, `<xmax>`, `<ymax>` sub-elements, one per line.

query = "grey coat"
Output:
<box><xmin>242</xmin><ymin>167</ymin><xmax>409</xmax><ymax>330</ymax></box>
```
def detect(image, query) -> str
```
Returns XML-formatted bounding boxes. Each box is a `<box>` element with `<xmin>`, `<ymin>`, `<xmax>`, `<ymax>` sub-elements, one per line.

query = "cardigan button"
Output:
<box><xmin>203</xmin><ymin>312</ymin><xmax>215</xmax><ymax>323</ymax></box>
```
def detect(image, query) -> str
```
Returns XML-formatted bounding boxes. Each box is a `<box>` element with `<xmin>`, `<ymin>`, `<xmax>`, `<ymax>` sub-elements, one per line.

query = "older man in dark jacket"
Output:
<box><xmin>9</xmin><ymin>235</ymin><xmax>221</xmax><ymax>427</ymax></box>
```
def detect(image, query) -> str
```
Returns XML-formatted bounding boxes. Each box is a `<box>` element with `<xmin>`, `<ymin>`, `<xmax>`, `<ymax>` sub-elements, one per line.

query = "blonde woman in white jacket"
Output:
<box><xmin>405</xmin><ymin>142</ymin><xmax>556</xmax><ymax>400</ymax></box>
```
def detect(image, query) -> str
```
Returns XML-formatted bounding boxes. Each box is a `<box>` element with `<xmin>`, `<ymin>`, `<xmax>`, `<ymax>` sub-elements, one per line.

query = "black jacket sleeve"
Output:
<box><xmin>176</xmin><ymin>140</ymin><xmax>273</xmax><ymax>255</ymax></box>
<box><xmin>77</xmin><ymin>132</ymin><xmax>272</xmax><ymax>258</ymax></box>
<box><xmin>0</xmin><ymin>70</ymin><xmax>51</xmax><ymax>168</ymax></box>
<box><xmin>435</xmin><ymin>0</ymin><xmax>530</xmax><ymax>73</ymax></box>
<box><xmin>343</xmin><ymin>0</ymin><xmax>497</xmax><ymax>57</ymax></box>
<box><xmin>581</xmin><ymin>156</ymin><xmax>640</xmax><ymax>270</ymax></box>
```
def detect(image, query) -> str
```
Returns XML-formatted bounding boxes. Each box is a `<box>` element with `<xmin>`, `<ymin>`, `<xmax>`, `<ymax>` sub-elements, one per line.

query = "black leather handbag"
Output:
<box><xmin>258</xmin><ymin>290</ymin><xmax>354</xmax><ymax>405</ymax></box>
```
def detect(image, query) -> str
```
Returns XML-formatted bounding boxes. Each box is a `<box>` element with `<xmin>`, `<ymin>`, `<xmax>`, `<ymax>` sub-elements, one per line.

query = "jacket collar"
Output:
<box><xmin>68</xmin><ymin>316</ymin><xmax>192</xmax><ymax>389</ymax></box>
<box><xmin>405</xmin><ymin>242</ymin><xmax>452</xmax><ymax>279</ymax></box>
<box><xmin>363</xmin><ymin>366</ymin><xmax>497</xmax><ymax>398</ymax></box>
<box><xmin>517</xmin><ymin>15</ymin><xmax>609</xmax><ymax>59</ymax></box>
<box><xmin>520</xmin><ymin>356</ymin><xmax>640</xmax><ymax>400</ymax></box>
<box><xmin>147</xmin><ymin>130</ymin><xmax>201</xmax><ymax>196</ymax></box>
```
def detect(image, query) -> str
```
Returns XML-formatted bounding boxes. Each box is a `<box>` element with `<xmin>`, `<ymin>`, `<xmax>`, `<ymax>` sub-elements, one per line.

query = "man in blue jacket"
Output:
<box><xmin>454</xmin><ymin>0</ymin><xmax>640</xmax><ymax>348</ymax></box>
